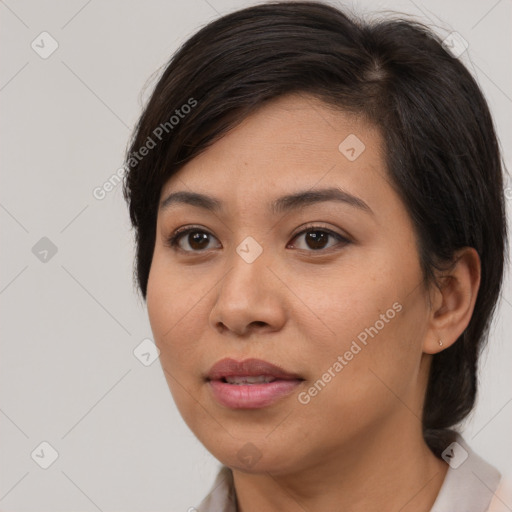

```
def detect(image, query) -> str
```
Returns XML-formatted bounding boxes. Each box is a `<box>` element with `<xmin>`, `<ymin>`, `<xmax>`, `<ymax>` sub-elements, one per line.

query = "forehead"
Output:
<box><xmin>159</xmin><ymin>94</ymin><xmax>388</xmax><ymax>213</ymax></box>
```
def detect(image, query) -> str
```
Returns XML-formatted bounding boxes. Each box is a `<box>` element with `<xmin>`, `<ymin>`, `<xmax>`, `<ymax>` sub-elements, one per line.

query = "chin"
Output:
<box><xmin>200</xmin><ymin>433</ymin><xmax>302</xmax><ymax>475</ymax></box>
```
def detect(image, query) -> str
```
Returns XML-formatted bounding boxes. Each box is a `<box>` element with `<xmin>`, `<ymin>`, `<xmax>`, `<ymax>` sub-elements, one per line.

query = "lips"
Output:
<box><xmin>206</xmin><ymin>358</ymin><xmax>304</xmax><ymax>409</ymax></box>
<box><xmin>206</xmin><ymin>358</ymin><xmax>302</xmax><ymax>382</ymax></box>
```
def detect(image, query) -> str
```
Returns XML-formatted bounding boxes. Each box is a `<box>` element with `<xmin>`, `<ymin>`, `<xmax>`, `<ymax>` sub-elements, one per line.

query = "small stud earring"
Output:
<box><xmin>438</xmin><ymin>339</ymin><xmax>443</xmax><ymax>347</ymax></box>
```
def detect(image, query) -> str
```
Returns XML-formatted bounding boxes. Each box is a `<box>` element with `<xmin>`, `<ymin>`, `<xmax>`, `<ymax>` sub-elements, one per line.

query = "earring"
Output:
<box><xmin>438</xmin><ymin>339</ymin><xmax>443</xmax><ymax>347</ymax></box>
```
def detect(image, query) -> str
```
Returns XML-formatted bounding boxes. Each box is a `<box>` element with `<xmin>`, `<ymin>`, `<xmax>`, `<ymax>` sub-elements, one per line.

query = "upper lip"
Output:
<box><xmin>206</xmin><ymin>358</ymin><xmax>303</xmax><ymax>381</ymax></box>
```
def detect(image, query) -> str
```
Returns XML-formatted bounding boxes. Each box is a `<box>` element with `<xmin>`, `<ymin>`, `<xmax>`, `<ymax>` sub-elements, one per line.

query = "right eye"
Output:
<box><xmin>166</xmin><ymin>227</ymin><xmax>221</xmax><ymax>253</ymax></box>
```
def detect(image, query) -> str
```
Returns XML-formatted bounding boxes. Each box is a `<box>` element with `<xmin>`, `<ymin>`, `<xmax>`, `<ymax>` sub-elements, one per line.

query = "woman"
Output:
<box><xmin>123</xmin><ymin>2</ymin><xmax>509</xmax><ymax>510</ymax></box>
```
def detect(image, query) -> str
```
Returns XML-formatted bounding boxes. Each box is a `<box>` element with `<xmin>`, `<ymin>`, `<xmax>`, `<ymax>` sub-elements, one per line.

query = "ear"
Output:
<box><xmin>423</xmin><ymin>247</ymin><xmax>481</xmax><ymax>354</ymax></box>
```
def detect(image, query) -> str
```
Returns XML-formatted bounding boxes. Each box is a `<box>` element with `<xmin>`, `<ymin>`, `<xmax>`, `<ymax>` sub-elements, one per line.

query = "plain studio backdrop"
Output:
<box><xmin>1</xmin><ymin>0</ymin><xmax>511</xmax><ymax>510</ymax></box>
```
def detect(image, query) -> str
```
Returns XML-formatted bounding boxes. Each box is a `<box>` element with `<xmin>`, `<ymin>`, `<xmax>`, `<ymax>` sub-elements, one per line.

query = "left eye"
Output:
<box><xmin>288</xmin><ymin>228</ymin><xmax>349</xmax><ymax>251</ymax></box>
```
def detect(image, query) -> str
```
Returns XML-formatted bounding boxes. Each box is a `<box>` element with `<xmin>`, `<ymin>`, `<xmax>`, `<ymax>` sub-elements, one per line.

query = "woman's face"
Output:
<box><xmin>147</xmin><ymin>94</ymin><xmax>434</xmax><ymax>474</ymax></box>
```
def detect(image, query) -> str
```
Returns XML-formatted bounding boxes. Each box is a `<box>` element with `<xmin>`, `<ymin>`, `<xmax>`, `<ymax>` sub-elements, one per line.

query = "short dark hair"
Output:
<box><xmin>123</xmin><ymin>0</ymin><xmax>508</xmax><ymax>457</ymax></box>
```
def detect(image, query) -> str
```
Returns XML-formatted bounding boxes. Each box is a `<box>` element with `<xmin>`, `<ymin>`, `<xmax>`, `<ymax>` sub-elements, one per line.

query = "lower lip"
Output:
<box><xmin>208</xmin><ymin>379</ymin><xmax>303</xmax><ymax>409</ymax></box>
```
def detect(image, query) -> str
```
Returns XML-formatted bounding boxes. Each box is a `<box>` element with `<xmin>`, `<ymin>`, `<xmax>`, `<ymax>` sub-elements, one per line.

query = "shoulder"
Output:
<box><xmin>486</xmin><ymin>476</ymin><xmax>512</xmax><ymax>512</ymax></box>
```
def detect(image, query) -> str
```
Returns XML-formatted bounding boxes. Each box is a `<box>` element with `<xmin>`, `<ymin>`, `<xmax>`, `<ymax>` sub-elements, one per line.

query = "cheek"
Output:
<box><xmin>147</xmin><ymin>249</ymin><xmax>207</xmax><ymax>338</ymax></box>
<box><xmin>294</xmin><ymin>306</ymin><xmax>424</xmax><ymax>444</ymax></box>
<box><xmin>146</xmin><ymin>257</ymin><xmax>204</xmax><ymax>369</ymax></box>
<box><xmin>285</xmin><ymin>257</ymin><xmax>404</xmax><ymax>351</ymax></box>
<box><xmin>146</xmin><ymin>261</ymin><xmax>208</xmax><ymax>424</ymax></box>
<box><xmin>291</xmin><ymin>254</ymin><xmax>426</xmax><ymax>402</ymax></box>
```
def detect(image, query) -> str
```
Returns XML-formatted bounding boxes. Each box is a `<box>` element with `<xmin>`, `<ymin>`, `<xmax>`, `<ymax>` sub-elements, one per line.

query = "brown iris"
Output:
<box><xmin>303</xmin><ymin>230</ymin><xmax>329</xmax><ymax>250</ymax></box>
<box><xmin>187</xmin><ymin>231</ymin><xmax>210</xmax><ymax>250</ymax></box>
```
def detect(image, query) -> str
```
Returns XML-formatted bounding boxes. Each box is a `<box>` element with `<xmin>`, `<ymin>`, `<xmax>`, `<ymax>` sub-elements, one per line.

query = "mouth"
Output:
<box><xmin>206</xmin><ymin>358</ymin><xmax>305</xmax><ymax>409</ymax></box>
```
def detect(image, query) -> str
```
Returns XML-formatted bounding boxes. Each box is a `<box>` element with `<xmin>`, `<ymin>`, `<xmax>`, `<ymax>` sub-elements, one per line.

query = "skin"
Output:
<box><xmin>146</xmin><ymin>93</ymin><xmax>481</xmax><ymax>512</ymax></box>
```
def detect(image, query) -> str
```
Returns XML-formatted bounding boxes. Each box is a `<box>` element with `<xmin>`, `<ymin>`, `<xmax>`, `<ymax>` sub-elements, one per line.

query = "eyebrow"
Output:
<box><xmin>159</xmin><ymin>187</ymin><xmax>373</xmax><ymax>216</ymax></box>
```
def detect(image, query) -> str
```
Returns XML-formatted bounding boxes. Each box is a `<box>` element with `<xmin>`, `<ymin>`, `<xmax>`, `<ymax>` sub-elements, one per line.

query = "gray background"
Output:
<box><xmin>1</xmin><ymin>0</ymin><xmax>511</xmax><ymax>510</ymax></box>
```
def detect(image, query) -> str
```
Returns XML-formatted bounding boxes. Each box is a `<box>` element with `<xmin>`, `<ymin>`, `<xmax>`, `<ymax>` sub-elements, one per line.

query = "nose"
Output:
<box><xmin>209</xmin><ymin>241</ymin><xmax>287</xmax><ymax>337</ymax></box>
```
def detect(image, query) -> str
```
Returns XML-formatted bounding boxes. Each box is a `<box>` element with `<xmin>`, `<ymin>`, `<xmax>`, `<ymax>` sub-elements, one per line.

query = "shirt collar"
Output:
<box><xmin>430</xmin><ymin>434</ymin><xmax>501</xmax><ymax>512</ymax></box>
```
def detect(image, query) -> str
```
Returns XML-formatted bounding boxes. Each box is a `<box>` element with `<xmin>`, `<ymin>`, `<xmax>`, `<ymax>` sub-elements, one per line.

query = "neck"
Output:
<box><xmin>232</xmin><ymin>418</ymin><xmax>449</xmax><ymax>512</ymax></box>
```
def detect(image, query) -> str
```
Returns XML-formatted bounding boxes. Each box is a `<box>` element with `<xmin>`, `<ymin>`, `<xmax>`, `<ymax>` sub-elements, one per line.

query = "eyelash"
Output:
<box><xmin>165</xmin><ymin>224</ymin><xmax>351</xmax><ymax>254</ymax></box>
